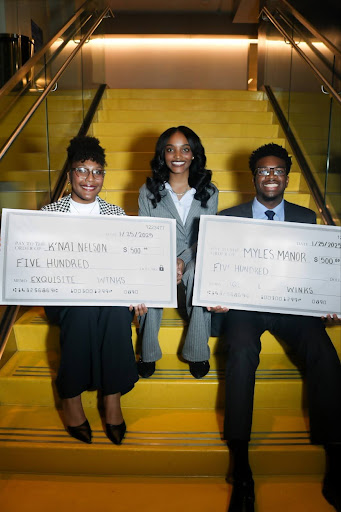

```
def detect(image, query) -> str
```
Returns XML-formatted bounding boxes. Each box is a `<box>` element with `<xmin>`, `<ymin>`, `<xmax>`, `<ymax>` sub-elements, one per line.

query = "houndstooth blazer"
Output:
<box><xmin>41</xmin><ymin>195</ymin><xmax>125</xmax><ymax>216</ymax></box>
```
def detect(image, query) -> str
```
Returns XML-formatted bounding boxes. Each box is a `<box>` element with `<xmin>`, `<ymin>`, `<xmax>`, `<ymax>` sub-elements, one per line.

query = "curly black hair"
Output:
<box><xmin>67</xmin><ymin>136</ymin><xmax>106</xmax><ymax>167</ymax></box>
<box><xmin>249</xmin><ymin>143</ymin><xmax>292</xmax><ymax>175</ymax></box>
<box><xmin>146</xmin><ymin>126</ymin><xmax>215</xmax><ymax>208</ymax></box>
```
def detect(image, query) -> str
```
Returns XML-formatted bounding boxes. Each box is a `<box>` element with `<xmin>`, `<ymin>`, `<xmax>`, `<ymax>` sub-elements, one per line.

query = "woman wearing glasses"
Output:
<box><xmin>42</xmin><ymin>136</ymin><xmax>146</xmax><ymax>445</ymax></box>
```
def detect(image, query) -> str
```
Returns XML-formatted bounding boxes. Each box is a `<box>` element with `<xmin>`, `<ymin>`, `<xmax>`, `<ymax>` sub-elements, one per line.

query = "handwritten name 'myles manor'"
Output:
<box><xmin>243</xmin><ymin>247</ymin><xmax>307</xmax><ymax>262</ymax></box>
<box><xmin>46</xmin><ymin>242</ymin><xmax>107</xmax><ymax>253</ymax></box>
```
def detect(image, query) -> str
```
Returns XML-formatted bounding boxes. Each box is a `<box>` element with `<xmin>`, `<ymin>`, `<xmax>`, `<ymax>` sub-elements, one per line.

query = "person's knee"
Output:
<box><xmin>307</xmin><ymin>335</ymin><xmax>341</xmax><ymax>368</ymax></box>
<box><xmin>62</xmin><ymin>306</ymin><xmax>98</xmax><ymax>325</ymax></box>
<box><xmin>226</xmin><ymin>335</ymin><xmax>260</xmax><ymax>369</ymax></box>
<box><xmin>104</xmin><ymin>306</ymin><xmax>133</xmax><ymax>325</ymax></box>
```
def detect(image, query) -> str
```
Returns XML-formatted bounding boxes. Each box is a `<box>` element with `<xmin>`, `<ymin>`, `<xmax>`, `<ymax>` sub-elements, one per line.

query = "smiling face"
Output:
<box><xmin>164</xmin><ymin>131</ymin><xmax>193</xmax><ymax>179</ymax></box>
<box><xmin>69</xmin><ymin>159</ymin><xmax>104</xmax><ymax>204</ymax></box>
<box><xmin>253</xmin><ymin>155</ymin><xmax>289</xmax><ymax>208</ymax></box>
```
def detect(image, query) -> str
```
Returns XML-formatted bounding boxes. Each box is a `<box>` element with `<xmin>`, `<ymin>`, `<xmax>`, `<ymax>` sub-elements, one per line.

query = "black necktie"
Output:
<box><xmin>265</xmin><ymin>210</ymin><xmax>275</xmax><ymax>220</ymax></box>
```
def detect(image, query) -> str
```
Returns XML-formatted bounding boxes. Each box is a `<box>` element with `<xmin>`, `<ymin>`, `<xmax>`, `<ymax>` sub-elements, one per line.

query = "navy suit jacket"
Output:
<box><xmin>211</xmin><ymin>199</ymin><xmax>317</xmax><ymax>335</ymax></box>
<box><xmin>219</xmin><ymin>199</ymin><xmax>316</xmax><ymax>224</ymax></box>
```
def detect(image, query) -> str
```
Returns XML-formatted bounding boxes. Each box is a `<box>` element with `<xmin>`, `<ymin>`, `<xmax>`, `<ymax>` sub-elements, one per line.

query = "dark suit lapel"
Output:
<box><xmin>283</xmin><ymin>201</ymin><xmax>296</xmax><ymax>222</ymax></box>
<box><xmin>238</xmin><ymin>201</ymin><xmax>253</xmax><ymax>218</ymax></box>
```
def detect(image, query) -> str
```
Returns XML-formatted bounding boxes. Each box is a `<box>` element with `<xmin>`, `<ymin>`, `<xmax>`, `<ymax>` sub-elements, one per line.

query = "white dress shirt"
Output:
<box><xmin>252</xmin><ymin>197</ymin><xmax>285</xmax><ymax>221</ymax></box>
<box><xmin>165</xmin><ymin>182</ymin><xmax>196</xmax><ymax>224</ymax></box>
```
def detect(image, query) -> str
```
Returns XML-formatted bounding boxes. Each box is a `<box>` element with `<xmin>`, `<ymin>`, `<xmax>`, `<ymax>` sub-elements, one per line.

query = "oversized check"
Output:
<box><xmin>193</xmin><ymin>216</ymin><xmax>341</xmax><ymax>316</ymax></box>
<box><xmin>0</xmin><ymin>209</ymin><xmax>177</xmax><ymax>307</ymax></box>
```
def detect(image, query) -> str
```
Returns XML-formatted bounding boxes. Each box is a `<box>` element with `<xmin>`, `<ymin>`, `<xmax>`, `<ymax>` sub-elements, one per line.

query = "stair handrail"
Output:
<box><xmin>0</xmin><ymin>306</ymin><xmax>20</xmax><ymax>361</ymax></box>
<box><xmin>0</xmin><ymin>4</ymin><xmax>112</xmax><ymax>359</ymax></box>
<box><xmin>275</xmin><ymin>9</ymin><xmax>341</xmax><ymax>83</ymax></box>
<box><xmin>261</xmin><ymin>5</ymin><xmax>341</xmax><ymax>106</ymax></box>
<box><xmin>0</xmin><ymin>4</ymin><xmax>113</xmax><ymax>163</ymax></box>
<box><xmin>263</xmin><ymin>85</ymin><xmax>335</xmax><ymax>226</ymax></box>
<box><xmin>279</xmin><ymin>0</ymin><xmax>341</xmax><ymax>58</ymax></box>
<box><xmin>0</xmin><ymin>0</ymin><xmax>91</xmax><ymax>99</ymax></box>
<box><xmin>0</xmin><ymin>11</ymin><xmax>95</xmax><ymax>125</ymax></box>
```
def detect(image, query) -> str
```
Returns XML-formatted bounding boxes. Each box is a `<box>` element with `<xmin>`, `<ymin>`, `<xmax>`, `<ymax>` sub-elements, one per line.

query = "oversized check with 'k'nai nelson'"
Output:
<box><xmin>193</xmin><ymin>216</ymin><xmax>341</xmax><ymax>317</ymax></box>
<box><xmin>0</xmin><ymin>209</ymin><xmax>177</xmax><ymax>307</ymax></box>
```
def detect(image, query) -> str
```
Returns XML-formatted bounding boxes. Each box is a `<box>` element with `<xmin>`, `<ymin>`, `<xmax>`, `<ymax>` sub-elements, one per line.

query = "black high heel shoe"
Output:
<box><xmin>106</xmin><ymin>421</ymin><xmax>126</xmax><ymax>445</ymax></box>
<box><xmin>67</xmin><ymin>419</ymin><xmax>92</xmax><ymax>444</ymax></box>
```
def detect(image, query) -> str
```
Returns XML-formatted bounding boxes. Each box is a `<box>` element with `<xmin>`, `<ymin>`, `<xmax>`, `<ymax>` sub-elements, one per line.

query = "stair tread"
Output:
<box><xmin>100</xmin><ymin>98</ymin><xmax>269</xmax><ymax>111</ymax></box>
<box><xmin>98</xmin><ymin>109</ymin><xmax>275</xmax><ymax>124</ymax></box>
<box><xmin>0</xmin><ymin>404</ymin><xmax>313</xmax><ymax>446</ymax></box>
<box><xmin>0</xmin><ymin>350</ymin><xmax>329</xmax><ymax>411</ymax></box>
<box><xmin>0</xmin><ymin>404</ymin><xmax>325</xmax><ymax>477</ymax></box>
<box><xmin>0</xmin><ymin>350</ymin><xmax>310</xmax><ymax>382</ymax></box>
<box><xmin>105</xmin><ymin>88</ymin><xmax>266</xmax><ymax>99</ymax></box>
<box><xmin>15</xmin><ymin>307</ymin><xmax>341</xmax><ymax>355</ymax></box>
<box><xmin>0</xmin><ymin>350</ymin><xmax>311</xmax><ymax>378</ymax></box>
<box><xmin>0</xmin><ymin>474</ymin><xmax>333</xmax><ymax>512</ymax></box>
<box><xmin>1</xmin><ymin>86</ymin><xmax>339</xmax><ymax>489</ymax></box>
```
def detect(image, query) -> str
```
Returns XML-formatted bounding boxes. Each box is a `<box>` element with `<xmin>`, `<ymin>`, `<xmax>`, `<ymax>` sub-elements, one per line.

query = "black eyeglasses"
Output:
<box><xmin>255</xmin><ymin>167</ymin><xmax>286</xmax><ymax>176</ymax></box>
<box><xmin>71</xmin><ymin>167</ymin><xmax>106</xmax><ymax>179</ymax></box>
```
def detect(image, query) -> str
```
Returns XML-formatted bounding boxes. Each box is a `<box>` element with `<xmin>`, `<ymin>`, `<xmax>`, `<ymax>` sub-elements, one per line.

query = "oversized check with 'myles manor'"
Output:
<box><xmin>0</xmin><ymin>209</ymin><xmax>177</xmax><ymax>307</ymax></box>
<box><xmin>193</xmin><ymin>216</ymin><xmax>341</xmax><ymax>317</ymax></box>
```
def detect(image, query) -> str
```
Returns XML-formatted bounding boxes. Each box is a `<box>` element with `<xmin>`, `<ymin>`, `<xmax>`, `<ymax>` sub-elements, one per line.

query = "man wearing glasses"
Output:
<box><xmin>212</xmin><ymin>143</ymin><xmax>341</xmax><ymax>512</ymax></box>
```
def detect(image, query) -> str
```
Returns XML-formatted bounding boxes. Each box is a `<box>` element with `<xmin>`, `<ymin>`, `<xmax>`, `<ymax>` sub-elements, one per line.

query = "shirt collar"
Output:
<box><xmin>252</xmin><ymin>197</ymin><xmax>285</xmax><ymax>221</ymax></box>
<box><xmin>164</xmin><ymin>182</ymin><xmax>196</xmax><ymax>196</ymax></box>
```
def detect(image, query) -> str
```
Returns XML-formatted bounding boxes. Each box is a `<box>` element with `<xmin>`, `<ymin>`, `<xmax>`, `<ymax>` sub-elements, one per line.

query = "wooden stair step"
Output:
<box><xmin>12</xmin><ymin>308</ymin><xmax>340</xmax><ymax>355</ymax></box>
<box><xmin>105</xmin><ymin>89</ymin><xmax>266</xmax><ymax>100</ymax></box>
<box><xmin>92</xmin><ymin>122</ymin><xmax>280</xmax><ymax>138</ymax></box>
<box><xmin>100</xmin><ymin>98</ymin><xmax>269</xmax><ymax>112</ymax></box>
<box><xmin>99</xmin><ymin>169</ymin><xmax>302</xmax><ymax>192</ymax></box>
<box><xmin>0</xmin><ymin>404</ymin><xmax>325</xmax><ymax>477</ymax></box>
<box><xmin>0</xmin><ymin>474</ymin><xmax>333</xmax><ymax>512</ymax></box>
<box><xmin>0</xmin><ymin>151</ymin><xmax>64</xmax><ymax>171</ymax></box>
<box><xmin>104</xmin><ymin>150</ymin><xmax>300</xmax><ymax>172</ymax></box>
<box><xmin>97</xmin><ymin>109</ymin><xmax>275</xmax><ymax>124</ymax></box>
<box><xmin>3</xmin><ymin>135</ymin><xmax>288</xmax><ymax>154</ymax></box>
<box><xmin>99</xmin><ymin>190</ymin><xmax>315</xmax><ymax>214</ymax></box>
<box><xmin>0</xmin><ymin>350</ymin><xmax>336</xmax><ymax>410</ymax></box>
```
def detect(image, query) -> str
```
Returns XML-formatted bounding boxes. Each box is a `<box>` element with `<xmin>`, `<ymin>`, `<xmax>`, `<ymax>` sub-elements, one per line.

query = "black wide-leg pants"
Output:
<box><xmin>44</xmin><ymin>306</ymin><xmax>138</xmax><ymax>399</ymax></box>
<box><xmin>222</xmin><ymin>310</ymin><xmax>341</xmax><ymax>444</ymax></box>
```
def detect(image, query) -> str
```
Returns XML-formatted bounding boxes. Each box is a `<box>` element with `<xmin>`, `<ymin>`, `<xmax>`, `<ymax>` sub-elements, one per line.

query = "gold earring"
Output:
<box><xmin>65</xmin><ymin>181</ymin><xmax>71</xmax><ymax>194</ymax></box>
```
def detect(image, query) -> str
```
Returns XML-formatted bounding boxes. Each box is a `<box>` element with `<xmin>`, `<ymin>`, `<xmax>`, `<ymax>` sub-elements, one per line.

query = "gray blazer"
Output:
<box><xmin>138</xmin><ymin>183</ymin><xmax>219</xmax><ymax>266</ymax></box>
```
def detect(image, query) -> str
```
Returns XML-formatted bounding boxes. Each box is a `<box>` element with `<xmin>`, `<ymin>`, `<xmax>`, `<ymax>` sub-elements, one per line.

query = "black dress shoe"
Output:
<box><xmin>189</xmin><ymin>360</ymin><xmax>210</xmax><ymax>379</ymax></box>
<box><xmin>67</xmin><ymin>419</ymin><xmax>92</xmax><ymax>444</ymax></box>
<box><xmin>323</xmin><ymin>476</ymin><xmax>341</xmax><ymax>511</ymax></box>
<box><xmin>137</xmin><ymin>358</ymin><xmax>155</xmax><ymax>378</ymax></box>
<box><xmin>106</xmin><ymin>421</ymin><xmax>127</xmax><ymax>445</ymax></box>
<box><xmin>228</xmin><ymin>478</ymin><xmax>255</xmax><ymax>512</ymax></box>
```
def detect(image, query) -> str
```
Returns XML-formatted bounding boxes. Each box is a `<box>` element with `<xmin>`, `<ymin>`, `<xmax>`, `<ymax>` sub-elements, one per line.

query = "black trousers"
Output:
<box><xmin>222</xmin><ymin>310</ymin><xmax>341</xmax><ymax>444</ymax></box>
<box><xmin>44</xmin><ymin>306</ymin><xmax>138</xmax><ymax>399</ymax></box>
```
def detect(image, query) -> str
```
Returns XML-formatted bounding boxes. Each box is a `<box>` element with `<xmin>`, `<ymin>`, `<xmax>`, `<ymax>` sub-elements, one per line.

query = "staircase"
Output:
<box><xmin>0</xmin><ymin>91</ymin><xmax>93</xmax><ymax>210</ymax></box>
<box><xmin>1</xmin><ymin>88</ymin><xmax>340</xmax><ymax>511</ymax></box>
<box><xmin>91</xmin><ymin>88</ymin><xmax>316</xmax><ymax>216</ymax></box>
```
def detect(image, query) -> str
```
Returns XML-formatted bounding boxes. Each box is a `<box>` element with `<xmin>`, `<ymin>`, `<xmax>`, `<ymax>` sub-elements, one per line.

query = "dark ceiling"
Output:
<box><xmin>99</xmin><ymin>0</ymin><xmax>260</xmax><ymax>36</ymax></box>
